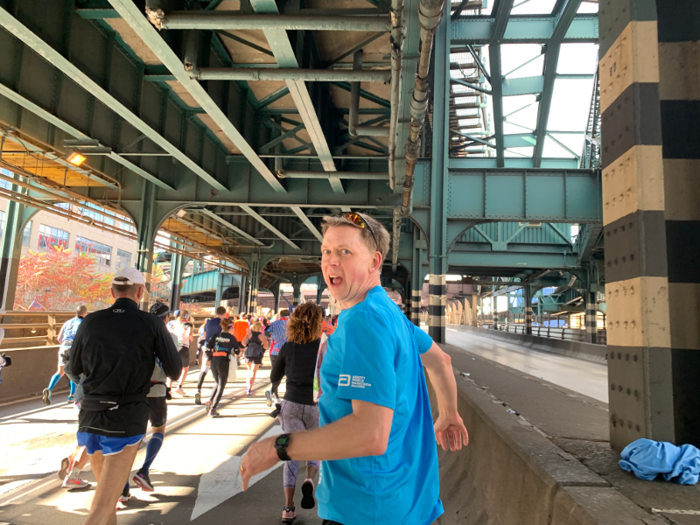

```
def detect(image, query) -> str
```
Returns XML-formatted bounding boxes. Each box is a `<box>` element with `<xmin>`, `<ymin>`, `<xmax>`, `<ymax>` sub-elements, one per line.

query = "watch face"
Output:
<box><xmin>276</xmin><ymin>435</ymin><xmax>291</xmax><ymax>447</ymax></box>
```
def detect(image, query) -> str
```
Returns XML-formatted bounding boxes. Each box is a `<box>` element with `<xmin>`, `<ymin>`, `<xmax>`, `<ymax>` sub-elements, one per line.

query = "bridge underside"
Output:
<box><xmin>0</xmin><ymin>0</ymin><xmax>698</xmax><ymax>450</ymax></box>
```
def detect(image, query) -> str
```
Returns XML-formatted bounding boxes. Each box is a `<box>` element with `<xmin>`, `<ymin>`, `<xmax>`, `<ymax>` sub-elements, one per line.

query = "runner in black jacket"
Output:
<box><xmin>205</xmin><ymin>317</ymin><xmax>240</xmax><ymax>417</ymax></box>
<box><xmin>66</xmin><ymin>268</ymin><xmax>181</xmax><ymax>525</ymax></box>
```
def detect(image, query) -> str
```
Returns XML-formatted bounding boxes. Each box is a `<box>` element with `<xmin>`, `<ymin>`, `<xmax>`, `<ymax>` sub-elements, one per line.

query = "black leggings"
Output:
<box><xmin>209</xmin><ymin>357</ymin><xmax>230</xmax><ymax>410</ymax></box>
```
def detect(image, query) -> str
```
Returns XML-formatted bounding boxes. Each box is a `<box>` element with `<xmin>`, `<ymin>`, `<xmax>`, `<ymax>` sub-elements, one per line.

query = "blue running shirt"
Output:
<box><xmin>317</xmin><ymin>286</ymin><xmax>443</xmax><ymax>525</ymax></box>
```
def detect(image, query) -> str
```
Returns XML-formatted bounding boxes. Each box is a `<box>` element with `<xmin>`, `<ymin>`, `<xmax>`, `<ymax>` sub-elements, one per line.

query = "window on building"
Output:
<box><xmin>0</xmin><ymin>179</ymin><xmax>10</xmax><ymax>190</ymax></box>
<box><xmin>22</xmin><ymin>220</ymin><xmax>32</xmax><ymax>246</ymax></box>
<box><xmin>75</xmin><ymin>236</ymin><xmax>112</xmax><ymax>267</ymax></box>
<box><xmin>116</xmin><ymin>249</ymin><xmax>131</xmax><ymax>270</ymax></box>
<box><xmin>39</xmin><ymin>224</ymin><xmax>69</xmax><ymax>249</ymax></box>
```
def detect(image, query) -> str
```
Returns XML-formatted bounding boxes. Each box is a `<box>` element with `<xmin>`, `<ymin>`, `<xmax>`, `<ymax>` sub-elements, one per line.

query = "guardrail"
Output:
<box><xmin>499</xmin><ymin>323</ymin><xmax>607</xmax><ymax>344</ymax></box>
<box><xmin>0</xmin><ymin>311</ymin><xmax>78</xmax><ymax>349</ymax></box>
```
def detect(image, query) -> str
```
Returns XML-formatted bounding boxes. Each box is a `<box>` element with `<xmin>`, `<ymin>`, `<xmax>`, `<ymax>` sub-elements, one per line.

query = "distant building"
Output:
<box><xmin>0</xmin><ymin>170</ymin><xmax>138</xmax><ymax>275</ymax></box>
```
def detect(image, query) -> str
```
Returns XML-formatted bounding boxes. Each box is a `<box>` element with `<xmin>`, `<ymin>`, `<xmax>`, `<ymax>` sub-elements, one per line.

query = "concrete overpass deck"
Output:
<box><xmin>1</xmin><ymin>337</ymin><xmax>698</xmax><ymax>525</ymax></box>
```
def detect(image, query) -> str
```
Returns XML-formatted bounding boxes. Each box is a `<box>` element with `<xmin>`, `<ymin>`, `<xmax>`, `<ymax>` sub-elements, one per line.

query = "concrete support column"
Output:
<box><xmin>597</xmin><ymin>0</ymin><xmax>700</xmax><ymax>448</ymax></box>
<box><xmin>0</xmin><ymin>176</ymin><xmax>27</xmax><ymax>311</ymax></box>
<box><xmin>585</xmin><ymin>291</ymin><xmax>597</xmax><ymax>344</ymax></box>
<box><xmin>169</xmin><ymin>252</ymin><xmax>184</xmax><ymax>313</ymax></box>
<box><xmin>471</xmin><ymin>294</ymin><xmax>478</xmax><ymax>326</ymax></box>
<box><xmin>135</xmin><ymin>181</ymin><xmax>156</xmax><ymax>311</ymax></box>
<box><xmin>524</xmin><ymin>286</ymin><xmax>533</xmax><ymax>335</ymax></box>
<box><xmin>427</xmin><ymin>5</ymin><xmax>450</xmax><ymax>344</ymax></box>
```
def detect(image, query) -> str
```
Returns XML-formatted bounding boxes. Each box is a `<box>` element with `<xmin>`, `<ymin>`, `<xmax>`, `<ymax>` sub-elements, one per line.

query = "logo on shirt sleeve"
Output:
<box><xmin>338</xmin><ymin>374</ymin><xmax>372</xmax><ymax>389</ymax></box>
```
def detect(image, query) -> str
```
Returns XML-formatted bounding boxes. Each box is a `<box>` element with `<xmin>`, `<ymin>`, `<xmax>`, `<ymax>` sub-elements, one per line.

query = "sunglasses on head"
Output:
<box><xmin>338</xmin><ymin>212</ymin><xmax>379</xmax><ymax>251</ymax></box>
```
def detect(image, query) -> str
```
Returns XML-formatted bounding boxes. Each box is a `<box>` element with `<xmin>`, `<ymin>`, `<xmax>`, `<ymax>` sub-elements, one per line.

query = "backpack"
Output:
<box><xmin>244</xmin><ymin>331</ymin><xmax>264</xmax><ymax>359</ymax></box>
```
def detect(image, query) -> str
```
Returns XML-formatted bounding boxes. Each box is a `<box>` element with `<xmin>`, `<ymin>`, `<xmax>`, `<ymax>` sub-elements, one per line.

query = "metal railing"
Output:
<box><xmin>500</xmin><ymin>323</ymin><xmax>606</xmax><ymax>343</ymax></box>
<box><xmin>0</xmin><ymin>311</ymin><xmax>76</xmax><ymax>349</ymax></box>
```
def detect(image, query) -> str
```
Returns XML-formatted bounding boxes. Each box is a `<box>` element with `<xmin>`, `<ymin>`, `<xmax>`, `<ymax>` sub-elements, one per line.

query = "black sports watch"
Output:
<box><xmin>275</xmin><ymin>434</ymin><xmax>292</xmax><ymax>461</ymax></box>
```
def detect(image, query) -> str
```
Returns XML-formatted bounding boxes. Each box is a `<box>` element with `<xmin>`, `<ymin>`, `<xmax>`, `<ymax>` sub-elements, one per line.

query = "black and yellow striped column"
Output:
<box><xmin>524</xmin><ymin>286</ymin><xmax>533</xmax><ymax>336</ymax></box>
<box><xmin>411</xmin><ymin>288</ymin><xmax>422</xmax><ymax>326</ymax></box>
<box><xmin>585</xmin><ymin>292</ymin><xmax>597</xmax><ymax>344</ymax></box>
<box><xmin>428</xmin><ymin>274</ymin><xmax>446</xmax><ymax>341</ymax></box>
<box><xmin>599</xmin><ymin>0</ymin><xmax>674</xmax><ymax>449</ymax></box>
<box><xmin>656</xmin><ymin>1</ymin><xmax>700</xmax><ymax>446</ymax></box>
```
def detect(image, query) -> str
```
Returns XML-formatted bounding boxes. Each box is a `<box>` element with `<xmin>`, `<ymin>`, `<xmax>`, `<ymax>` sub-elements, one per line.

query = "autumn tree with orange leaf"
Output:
<box><xmin>14</xmin><ymin>246</ymin><xmax>113</xmax><ymax>311</ymax></box>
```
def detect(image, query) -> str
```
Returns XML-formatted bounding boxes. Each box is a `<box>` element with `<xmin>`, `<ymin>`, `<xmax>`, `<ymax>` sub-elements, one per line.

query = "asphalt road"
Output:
<box><xmin>444</xmin><ymin>327</ymin><xmax>608</xmax><ymax>403</ymax></box>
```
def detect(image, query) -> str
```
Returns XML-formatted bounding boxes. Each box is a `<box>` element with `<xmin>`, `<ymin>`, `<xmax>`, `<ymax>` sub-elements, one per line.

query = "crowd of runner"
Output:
<box><xmin>40</xmin><ymin>212</ymin><xmax>467</xmax><ymax>525</ymax></box>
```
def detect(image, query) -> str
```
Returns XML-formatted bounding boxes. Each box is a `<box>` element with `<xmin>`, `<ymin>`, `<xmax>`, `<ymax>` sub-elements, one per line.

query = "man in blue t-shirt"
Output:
<box><xmin>241</xmin><ymin>213</ymin><xmax>468</xmax><ymax>525</ymax></box>
<box><xmin>43</xmin><ymin>304</ymin><xmax>88</xmax><ymax>405</ymax></box>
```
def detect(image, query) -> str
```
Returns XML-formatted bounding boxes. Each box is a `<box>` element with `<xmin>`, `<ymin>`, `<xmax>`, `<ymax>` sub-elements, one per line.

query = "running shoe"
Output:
<box><xmin>209</xmin><ymin>409</ymin><xmax>221</xmax><ymax>418</ymax></box>
<box><xmin>265</xmin><ymin>390</ymin><xmax>273</xmax><ymax>407</ymax></box>
<box><xmin>281</xmin><ymin>507</ymin><xmax>296</xmax><ymax>523</ymax></box>
<box><xmin>176</xmin><ymin>388</ymin><xmax>187</xmax><ymax>397</ymax></box>
<box><xmin>300</xmin><ymin>478</ymin><xmax>315</xmax><ymax>509</ymax></box>
<box><xmin>246</xmin><ymin>389</ymin><xmax>253</xmax><ymax>396</ymax></box>
<box><xmin>132</xmin><ymin>472</ymin><xmax>154</xmax><ymax>492</ymax></box>
<box><xmin>194</xmin><ymin>391</ymin><xmax>201</xmax><ymax>405</ymax></box>
<box><xmin>118</xmin><ymin>486</ymin><xmax>131</xmax><ymax>503</ymax></box>
<box><xmin>62</xmin><ymin>471</ymin><xmax>91</xmax><ymax>490</ymax></box>
<box><xmin>58</xmin><ymin>455</ymin><xmax>75</xmax><ymax>479</ymax></box>
<box><xmin>269</xmin><ymin>405</ymin><xmax>281</xmax><ymax>418</ymax></box>
<box><xmin>42</xmin><ymin>388</ymin><xmax>51</xmax><ymax>406</ymax></box>
<box><xmin>67</xmin><ymin>395</ymin><xmax>75</xmax><ymax>403</ymax></box>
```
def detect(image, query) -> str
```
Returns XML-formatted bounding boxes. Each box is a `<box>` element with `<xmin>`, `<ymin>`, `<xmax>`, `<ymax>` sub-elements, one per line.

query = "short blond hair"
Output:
<box><xmin>251</xmin><ymin>321</ymin><xmax>262</xmax><ymax>331</ymax></box>
<box><xmin>321</xmin><ymin>213</ymin><xmax>390</xmax><ymax>260</ymax></box>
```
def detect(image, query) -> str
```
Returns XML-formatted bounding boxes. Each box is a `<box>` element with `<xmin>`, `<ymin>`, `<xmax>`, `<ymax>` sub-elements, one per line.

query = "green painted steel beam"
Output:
<box><xmin>533</xmin><ymin>0</ymin><xmax>584</xmax><ymax>167</ymax></box>
<box><xmin>445</xmin><ymin>167</ymin><xmax>601</xmax><ymax>222</ymax></box>
<box><xmin>197</xmin><ymin>209</ymin><xmax>264</xmax><ymax>246</ymax></box>
<box><xmin>249</xmin><ymin>0</ymin><xmax>343</xmax><ymax>195</ymax></box>
<box><xmin>448</xmin><ymin>251</ymin><xmax>575</xmax><ymax>269</ymax></box>
<box><xmin>76</xmin><ymin>8</ymin><xmax>120</xmax><ymax>18</ymax></box>
<box><xmin>448</xmin><ymin>157</ymin><xmax>581</xmax><ymax>169</ymax></box>
<box><xmin>0</xmin><ymin>7</ymin><xmax>224</xmax><ymax>192</ymax></box>
<box><xmin>106</xmin><ymin>0</ymin><xmax>286</xmax><ymax>193</ymax></box>
<box><xmin>0</xmin><ymin>83</ymin><xmax>171</xmax><ymax>191</ymax></box>
<box><xmin>256</xmin><ymin>86</ymin><xmax>291</xmax><ymax>109</ymax></box>
<box><xmin>502</xmin><ymin>75</ymin><xmax>543</xmax><ymax>96</ymax></box>
<box><xmin>487</xmin><ymin>0</ymin><xmax>514</xmax><ymax>167</ymax></box>
<box><xmin>238</xmin><ymin>204</ymin><xmax>300</xmax><ymax>250</ymax></box>
<box><xmin>291</xmin><ymin>207</ymin><xmax>324</xmax><ymax>243</ymax></box>
<box><xmin>450</xmin><ymin>14</ymin><xmax>598</xmax><ymax>44</ymax></box>
<box><xmin>503</xmin><ymin>133</ymin><xmax>537</xmax><ymax>148</ymax></box>
<box><xmin>331</xmin><ymin>82</ymin><xmax>391</xmax><ymax>108</ymax></box>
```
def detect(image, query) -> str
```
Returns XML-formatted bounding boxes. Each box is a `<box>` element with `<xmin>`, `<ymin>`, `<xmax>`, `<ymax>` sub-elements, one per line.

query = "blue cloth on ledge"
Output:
<box><xmin>619</xmin><ymin>438</ymin><xmax>700</xmax><ymax>485</ymax></box>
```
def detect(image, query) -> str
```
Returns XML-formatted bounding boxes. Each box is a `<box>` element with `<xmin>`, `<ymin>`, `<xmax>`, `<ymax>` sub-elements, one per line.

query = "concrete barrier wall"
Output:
<box><xmin>0</xmin><ymin>343</ymin><xmax>199</xmax><ymax>404</ymax></box>
<box><xmin>0</xmin><ymin>345</ymin><xmax>67</xmax><ymax>403</ymax></box>
<box><xmin>448</xmin><ymin>324</ymin><xmax>608</xmax><ymax>364</ymax></box>
<box><xmin>431</xmin><ymin>357</ymin><xmax>656</xmax><ymax>525</ymax></box>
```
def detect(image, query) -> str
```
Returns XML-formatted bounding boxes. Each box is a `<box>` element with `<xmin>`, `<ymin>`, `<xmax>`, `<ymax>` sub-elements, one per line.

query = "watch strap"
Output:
<box><xmin>275</xmin><ymin>433</ymin><xmax>292</xmax><ymax>461</ymax></box>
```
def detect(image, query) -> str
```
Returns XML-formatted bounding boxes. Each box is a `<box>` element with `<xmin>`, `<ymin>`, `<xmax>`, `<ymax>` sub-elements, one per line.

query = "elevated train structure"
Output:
<box><xmin>0</xmin><ymin>0</ymin><xmax>695</xmax><ymax>469</ymax></box>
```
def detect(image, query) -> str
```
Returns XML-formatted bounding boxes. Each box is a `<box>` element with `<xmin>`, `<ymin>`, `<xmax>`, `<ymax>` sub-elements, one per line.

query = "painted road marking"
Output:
<box><xmin>191</xmin><ymin>424</ymin><xmax>284</xmax><ymax>520</ymax></box>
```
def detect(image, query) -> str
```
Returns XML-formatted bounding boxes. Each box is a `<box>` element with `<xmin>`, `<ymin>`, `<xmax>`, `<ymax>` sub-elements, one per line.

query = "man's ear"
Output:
<box><xmin>110</xmin><ymin>288</ymin><xmax>116</xmax><ymax>299</ymax></box>
<box><xmin>372</xmin><ymin>252</ymin><xmax>383</xmax><ymax>273</ymax></box>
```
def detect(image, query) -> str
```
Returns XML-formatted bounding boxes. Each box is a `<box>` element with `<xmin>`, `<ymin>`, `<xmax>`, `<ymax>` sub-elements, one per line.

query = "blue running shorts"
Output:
<box><xmin>77</xmin><ymin>432</ymin><xmax>144</xmax><ymax>456</ymax></box>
